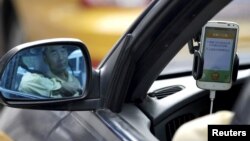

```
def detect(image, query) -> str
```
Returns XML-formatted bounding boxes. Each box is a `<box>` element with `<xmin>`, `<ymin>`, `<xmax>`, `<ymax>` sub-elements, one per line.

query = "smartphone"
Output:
<box><xmin>196</xmin><ymin>21</ymin><xmax>239</xmax><ymax>90</ymax></box>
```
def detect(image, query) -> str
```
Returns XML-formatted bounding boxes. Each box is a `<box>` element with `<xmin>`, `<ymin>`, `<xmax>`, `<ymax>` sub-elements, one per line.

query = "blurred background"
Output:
<box><xmin>0</xmin><ymin>0</ymin><xmax>151</xmax><ymax>67</ymax></box>
<box><xmin>1</xmin><ymin>0</ymin><xmax>249</xmax><ymax>70</ymax></box>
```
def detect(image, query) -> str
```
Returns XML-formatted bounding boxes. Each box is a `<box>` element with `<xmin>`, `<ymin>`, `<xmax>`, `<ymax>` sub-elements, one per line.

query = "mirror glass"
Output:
<box><xmin>0</xmin><ymin>44</ymin><xmax>88</xmax><ymax>100</ymax></box>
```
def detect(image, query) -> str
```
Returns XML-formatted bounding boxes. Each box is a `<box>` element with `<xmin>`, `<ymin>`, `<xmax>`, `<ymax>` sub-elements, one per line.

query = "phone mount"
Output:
<box><xmin>188</xmin><ymin>32</ymin><xmax>239</xmax><ymax>82</ymax></box>
<box><xmin>189</xmin><ymin>25</ymin><xmax>239</xmax><ymax>115</ymax></box>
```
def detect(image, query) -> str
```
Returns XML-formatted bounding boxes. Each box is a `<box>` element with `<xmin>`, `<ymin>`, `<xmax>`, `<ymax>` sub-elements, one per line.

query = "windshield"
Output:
<box><xmin>160</xmin><ymin>0</ymin><xmax>250</xmax><ymax>76</ymax></box>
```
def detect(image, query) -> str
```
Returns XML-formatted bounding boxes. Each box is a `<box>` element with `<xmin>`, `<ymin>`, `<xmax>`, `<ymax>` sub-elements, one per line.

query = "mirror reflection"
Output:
<box><xmin>0</xmin><ymin>45</ymin><xmax>87</xmax><ymax>100</ymax></box>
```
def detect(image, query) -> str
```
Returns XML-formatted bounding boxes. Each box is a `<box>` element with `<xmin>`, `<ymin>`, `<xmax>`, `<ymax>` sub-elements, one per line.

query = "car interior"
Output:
<box><xmin>136</xmin><ymin>69</ymin><xmax>248</xmax><ymax>140</ymax></box>
<box><xmin>0</xmin><ymin>0</ymin><xmax>249</xmax><ymax>141</ymax></box>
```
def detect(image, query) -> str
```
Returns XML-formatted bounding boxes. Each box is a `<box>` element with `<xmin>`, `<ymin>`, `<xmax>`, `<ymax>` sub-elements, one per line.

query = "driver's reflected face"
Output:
<box><xmin>44</xmin><ymin>46</ymin><xmax>68</xmax><ymax>74</ymax></box>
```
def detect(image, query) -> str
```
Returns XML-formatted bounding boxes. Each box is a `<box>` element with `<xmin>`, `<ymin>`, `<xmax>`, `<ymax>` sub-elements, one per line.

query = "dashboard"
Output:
<box><xmin>139</xmin><ymin>69</ymin><xmax>250</xmax><ymax>141</ymax></box>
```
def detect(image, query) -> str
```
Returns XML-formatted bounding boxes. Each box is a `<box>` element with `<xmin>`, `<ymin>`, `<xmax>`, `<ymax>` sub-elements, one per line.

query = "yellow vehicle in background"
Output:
<box><xmin>1</xmin><ymin>0</ymin><xmax>150</xmax><ymax>67</ymax></box>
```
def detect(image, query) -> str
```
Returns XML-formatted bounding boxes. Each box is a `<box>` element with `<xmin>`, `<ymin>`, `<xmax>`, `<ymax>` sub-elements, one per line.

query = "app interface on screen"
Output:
<box><xmin>200</xmin><ymin>27</ymin><xmax>236</xmax><ymax>83</ymax></box>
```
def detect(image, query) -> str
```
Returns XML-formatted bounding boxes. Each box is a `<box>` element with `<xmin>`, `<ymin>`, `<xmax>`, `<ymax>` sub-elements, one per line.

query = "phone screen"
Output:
<box><xmin>200</xmin><ymin>27</ymin><xmax>237</xmax><ymax>83</ymax></box>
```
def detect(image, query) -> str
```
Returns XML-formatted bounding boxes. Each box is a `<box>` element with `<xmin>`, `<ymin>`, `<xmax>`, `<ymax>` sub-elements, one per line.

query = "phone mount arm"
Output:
<box><xmin>188</xmin><ymin>32</ymin><xmax>204</xmax><ymax>80</ymax></box>
<box><xmin>188</xmin><ymin>32</ymin><xmax>201</xmax><ymax>54</ymax></box>
<box><xmin>192</xmin><ymin>51</ymin><xmax>203</xmax><ymax>80</ymax></box>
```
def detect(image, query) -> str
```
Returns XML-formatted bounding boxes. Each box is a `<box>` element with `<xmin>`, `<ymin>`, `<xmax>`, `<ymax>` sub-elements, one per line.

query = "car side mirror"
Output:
<box><xmin>0</xmin><ymin>38</ymin><xmax>92</xmax><ymax>108</ymax></box>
